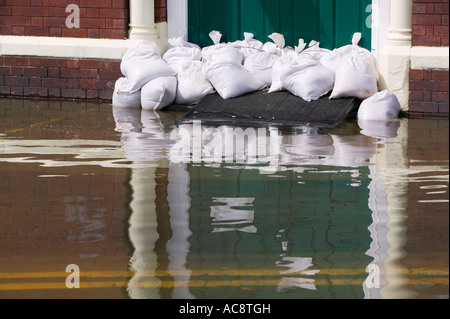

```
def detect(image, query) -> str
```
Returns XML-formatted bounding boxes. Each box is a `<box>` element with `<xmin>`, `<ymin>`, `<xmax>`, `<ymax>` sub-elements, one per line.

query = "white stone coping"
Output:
<box><xmin>410</xmin><ymin>46</ymin><xmax>449</xmax><ymax>70</ymax></box>
<box><xmin>0</xmin><ymin>35</ymin><xmax>166</xmax><ymax>60</ymax></box>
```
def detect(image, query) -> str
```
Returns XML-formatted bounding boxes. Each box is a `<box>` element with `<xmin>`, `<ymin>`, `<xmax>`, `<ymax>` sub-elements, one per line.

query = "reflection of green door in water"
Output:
<box><xmin>188</xmin><ymin>0</ymin><xmax>372</xmax><ymax>50</ymax></box>
<box><xmin>186</xmin><ymin>165</ymin><xmax>374</xmax><ymax>299</ymax></box>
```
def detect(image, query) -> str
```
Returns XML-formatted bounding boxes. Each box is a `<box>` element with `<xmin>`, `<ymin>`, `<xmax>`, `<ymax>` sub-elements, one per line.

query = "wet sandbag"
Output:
<box><xmin>141</xmin><ymin>76</ymin><xmax>178</xmax><ymax>111</ymax></box>
<box><xmin>357</xmin><ymin>90</ymin><xmax>401</xmax><ymax>121</ymax></box>
<box><xmin>204</xmin><ymin>60</ymin><xmax>266</xmax><ymax>100</ymax></box>
<box><xmin>112</xmin><ymin>77</ymin><xmax>141</xmax><ymax>108</ymax></box>
<box><xmin>121</xmin><ymin>41</ymin><xmax>176</xmax><ymax>93</ymax></box>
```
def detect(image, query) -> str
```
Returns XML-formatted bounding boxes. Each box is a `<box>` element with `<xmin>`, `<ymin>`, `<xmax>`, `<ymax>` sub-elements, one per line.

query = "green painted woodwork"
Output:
<box><xmin>188</xmin><ymin>0</ymin><xmax>373</xmax><ymax>50</ymax></box>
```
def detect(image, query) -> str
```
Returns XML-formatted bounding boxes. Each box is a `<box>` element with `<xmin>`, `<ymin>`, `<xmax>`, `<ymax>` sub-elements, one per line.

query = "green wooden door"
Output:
<box><xmin>188</xmin><ymin>0</ymin><xmax>372</xmax><ymax>50</ymax></box>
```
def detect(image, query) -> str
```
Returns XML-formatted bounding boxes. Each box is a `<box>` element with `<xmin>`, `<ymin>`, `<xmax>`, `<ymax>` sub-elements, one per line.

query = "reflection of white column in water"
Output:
<box><xmin>127</xmin><ymin>167</ymin><xmax>161</xmax><ymax>299</ymax></box>
<box><xmin>365</xmin><ymin>162</ymin><xmax>390</xmax><ymax>299</ymax></box>
<box><xmin>368</xmin><ymin>119</ymin><xmax>415</xmax><ymax>298</ymax></box>
<box><xmin>166</xmin><ymin>163</ymin><xmax>195</xmax><ymax>299</ymax></box>
<box><xmin>361</xmin><ymin>119</ymin><xmax>402</xmax><ymax>299</ymax></box>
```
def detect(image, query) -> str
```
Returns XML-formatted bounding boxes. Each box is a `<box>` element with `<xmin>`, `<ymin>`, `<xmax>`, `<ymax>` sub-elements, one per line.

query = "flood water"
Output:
<box><xmin>0</xmin><ymin>98</ymin><xmax>448</xmax><ymax>300</ymax></box>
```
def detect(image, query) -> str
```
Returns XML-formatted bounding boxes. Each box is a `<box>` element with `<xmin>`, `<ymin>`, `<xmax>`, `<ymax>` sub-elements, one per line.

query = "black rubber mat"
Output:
<box><xmin>178</xmin><ymin>89</ymin><xmax>362</xmax><ymax>128</ymax></box>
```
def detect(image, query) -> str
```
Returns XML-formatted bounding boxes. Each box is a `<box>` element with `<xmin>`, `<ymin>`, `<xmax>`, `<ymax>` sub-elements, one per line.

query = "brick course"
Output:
<box><xmin>409</xmin><ymin>69</ymin><xmax>449</xmax><ymax>117</ymax></box>
<box><xmin>410</xmin><ymin>1</ymin><xmax>449</xmax><ymax>117</ymax></box>
<box><xmin>0</xmin><ymin>0</ymin><xmax>130</xmax><ymax>39</ymax></box>
<box><xmin>0</xmin><ymin>56</ymin><xmax>122</xmax><ymax>102</ymax></box>
<box><xmin>412</xmin><ymin>0</ymin><xmax>449</xmax><ymax>47</ymax></box>
<box><xmin>155</xmin><ymin>0</ymin><xmax>167</xmax><ymax>23</ymax></box>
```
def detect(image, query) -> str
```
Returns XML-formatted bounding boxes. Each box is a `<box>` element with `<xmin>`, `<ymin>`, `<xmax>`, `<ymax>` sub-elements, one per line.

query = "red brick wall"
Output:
<box><xmin>0</xmin><ymin>0</ymin><xmax>129</xmax><ymax>39</ymax></box>
<box><xmin>412</xmin><ymin>0</ymin><xmax>449</xmax><ymax>47</ymax></box>
<box><xmin>409</xmin><ymin>69</ymin><xmax>449</xmax><ymax>117</ymax></box>
<box><xmin>410</xmin><ymin>0</ymin><xmax>449</xmax><ymax>117</ymax></box>
<box><xmin>155</xmin><ymin>0</ymin><xmax>167</xmax><ymax>23</ymax></box>
<box><xmin>0</xmin><ymin>56</ymin><xmax>122</xmax><ymax>101</ymax></box>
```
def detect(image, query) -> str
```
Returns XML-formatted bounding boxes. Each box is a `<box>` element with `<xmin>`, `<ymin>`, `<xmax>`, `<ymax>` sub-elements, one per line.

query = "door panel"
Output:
<box><xmin>188</xmin><ymin>0</ymin><xmax>372</xmax><ymax>50</ymax></box>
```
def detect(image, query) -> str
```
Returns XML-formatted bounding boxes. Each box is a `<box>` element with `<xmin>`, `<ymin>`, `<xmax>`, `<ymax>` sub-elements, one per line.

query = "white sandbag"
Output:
<box><xmin>329</xmin><ymin>33</ymin><xmax>379</xmax><ymax>100</ymax></box>
<box><xmin>358</xmin><ymin>119</ymin><xmax>401</xmax><ymax>141</ymax></box>
<box><xmin>321</xmin><ymin>33</ymin><xmax>366</xmax><ymax>74</ymax></box>
<box><xmin>263</xmin><ymin>33</ymin><xmax>296</xmax><ymax>57</ymax></box>
<box><xmin>167</xmin><ymin>27</ymin><xmax>201</xmax><ymax>50</ymax></box>
<box><xmin>330</xmin><ymin>55</ymin><xmax>378</xmax><ymax>100</ymax></box>
<box><xmin>244</xmin><ymin>51</ymin><xmax>276</xmax><ymax>87</ymax></box>
<box><xmin>232</xmin><ymin>32</ymin><xmax>264</xmax><ymax>61</ymax></box>
<box><xmin>204</xmin><ymin>60</ymin><xmax>266</xmax><ymax>99</ymax></box>
<box><xmin>121</xmin><ymin>41</ymin><xmax>176</xmax><ymax>93</ymax></box>
<box><xmin>295</xmin><ymin>39</ymin><xmax>307</xmax><ymax>54</ymax></box>
<box><xmin>112</xmin><ymin>77</ymin><xmax>142</xmax><ymax>108</ymax></box>
<box><xmin>141</xmin><ymin>76</ymin><xmax>178</xmax><ymax>111</ymax></box>
<box><xmin>163</xmin><ymin>45</ymin><xmax>202</xmax><ymax>73</ymax></box>
<box><xmin>175</xmin><ymin>61</ymin><xmax>214</xmax><ymax>105</ymax></box>
<box><xmin>281</xmin><ymin>60</ymin><xmax>335</xmax><ymax>102</ymax></box>
<box><xmin>299</xmin><ymin>40</ymin><xmax>332</xmax><ymax>62</ymax></box>
<box><xmin>357</xmin><ymin>90</ymin><xmax>401</xmax><ymax>121</ymax></box>
<box><xmin>201</xmin><ymin>30</ymin><xmax>244</xmax><ymax>65</ymax></box>
<box><xmin>268</xmin><ymin>53</ymin><xmax>301</xmax><ymax>93</ymax></box>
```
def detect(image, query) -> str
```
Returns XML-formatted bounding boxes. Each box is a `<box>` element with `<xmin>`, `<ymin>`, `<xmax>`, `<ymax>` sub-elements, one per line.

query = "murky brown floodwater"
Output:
<box><xmin>0</xmin><ymin>97</ymin><xmax>448</xmax><ymax>299</ymax></box>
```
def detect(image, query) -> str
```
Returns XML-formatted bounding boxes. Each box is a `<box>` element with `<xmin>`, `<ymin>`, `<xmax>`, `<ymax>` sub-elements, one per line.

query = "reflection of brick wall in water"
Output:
<box><xmin>404</xmin><ymin>118</ymin><xmax>449</xmax><ymax>298</ymax></box>
<box><xmin>0</xmin><ymin>101</ymin><xmax>133</xmax><ymax>297</ymax></box>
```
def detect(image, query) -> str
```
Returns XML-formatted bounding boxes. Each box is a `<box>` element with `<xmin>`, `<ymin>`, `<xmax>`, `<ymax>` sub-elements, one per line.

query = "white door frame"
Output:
<box><xmin>167</xmin><ymin>0</ymin><xmax>189</xmax><ymax>40</ymax></box>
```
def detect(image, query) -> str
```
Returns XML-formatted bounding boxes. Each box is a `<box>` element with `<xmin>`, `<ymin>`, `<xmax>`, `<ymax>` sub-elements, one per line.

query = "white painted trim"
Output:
<box><xmin>167</xmin><ymin>0</ymin><xmax>188</xmax><ymax>40</ymax></box>
<box><xmin>371</xmin><ymin>0</ymin><xmax>390</xmax><ymax>62</ymax></box>
<box><xmin>0</xmin><ymin>35</ymin><xmax>133</xmax><ymax>59</ymax></box>
<box><xmin>410</xmin><ymin>46</ymin><xmax>450</xmax><ymax>70</ymax></box>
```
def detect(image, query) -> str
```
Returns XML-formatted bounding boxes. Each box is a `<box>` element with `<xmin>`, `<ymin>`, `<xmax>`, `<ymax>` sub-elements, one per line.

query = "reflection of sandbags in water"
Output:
<box><xmin>283</xmin><ymin>133</ymin><xmax>335</xmax><ymax>157</ymax></box>
<box><xmin>140</xmin><ymin>109</ymin><xmax>167</xmax><ymax>141</ymax></box>
<box><xmin>358</xmin><ymin>119</ymin><xmax>400</xmax><ymax>140</ymax></box>
<box><xmin>112</xmin><ymin>105</ymin><xmax>142</xmax><ymax>133</ymax></box>
<box><xmin>331</xmin><ymin>134</ymin><xmax>377</xmax><ymax>167</ymax></box>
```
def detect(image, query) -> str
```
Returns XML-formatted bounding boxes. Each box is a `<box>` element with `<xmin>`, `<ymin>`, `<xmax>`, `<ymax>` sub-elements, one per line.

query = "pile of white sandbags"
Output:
<box><xmin>113</xmin><ymin>41</ymin><xmax>177</xmax><ymax>111</ymax></box>
<box><xmin>113</xmin><ymin>29</ymin><xmax>400</xmax><ymax>120</ymax></box>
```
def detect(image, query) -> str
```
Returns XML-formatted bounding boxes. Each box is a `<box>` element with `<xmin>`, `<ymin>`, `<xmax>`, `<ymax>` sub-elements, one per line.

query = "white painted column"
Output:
<box><xmin>129</xmin><ymin>0</ymin><xmax>159</xmax><ymax>40</ymax></box>
<box><xmin>128</xmin><ymin>0</ymin><xmax>167</xmax><ymax>54</ymax></box>
<box><xmin>386</xmin><ymin>0</ymin><xmax>412</xmax><ymax>45</ymax></box>
<box><xmin>378</xmin><ymin>0</ymin><xmax>412</xmax><ymax>111</ymax></box>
